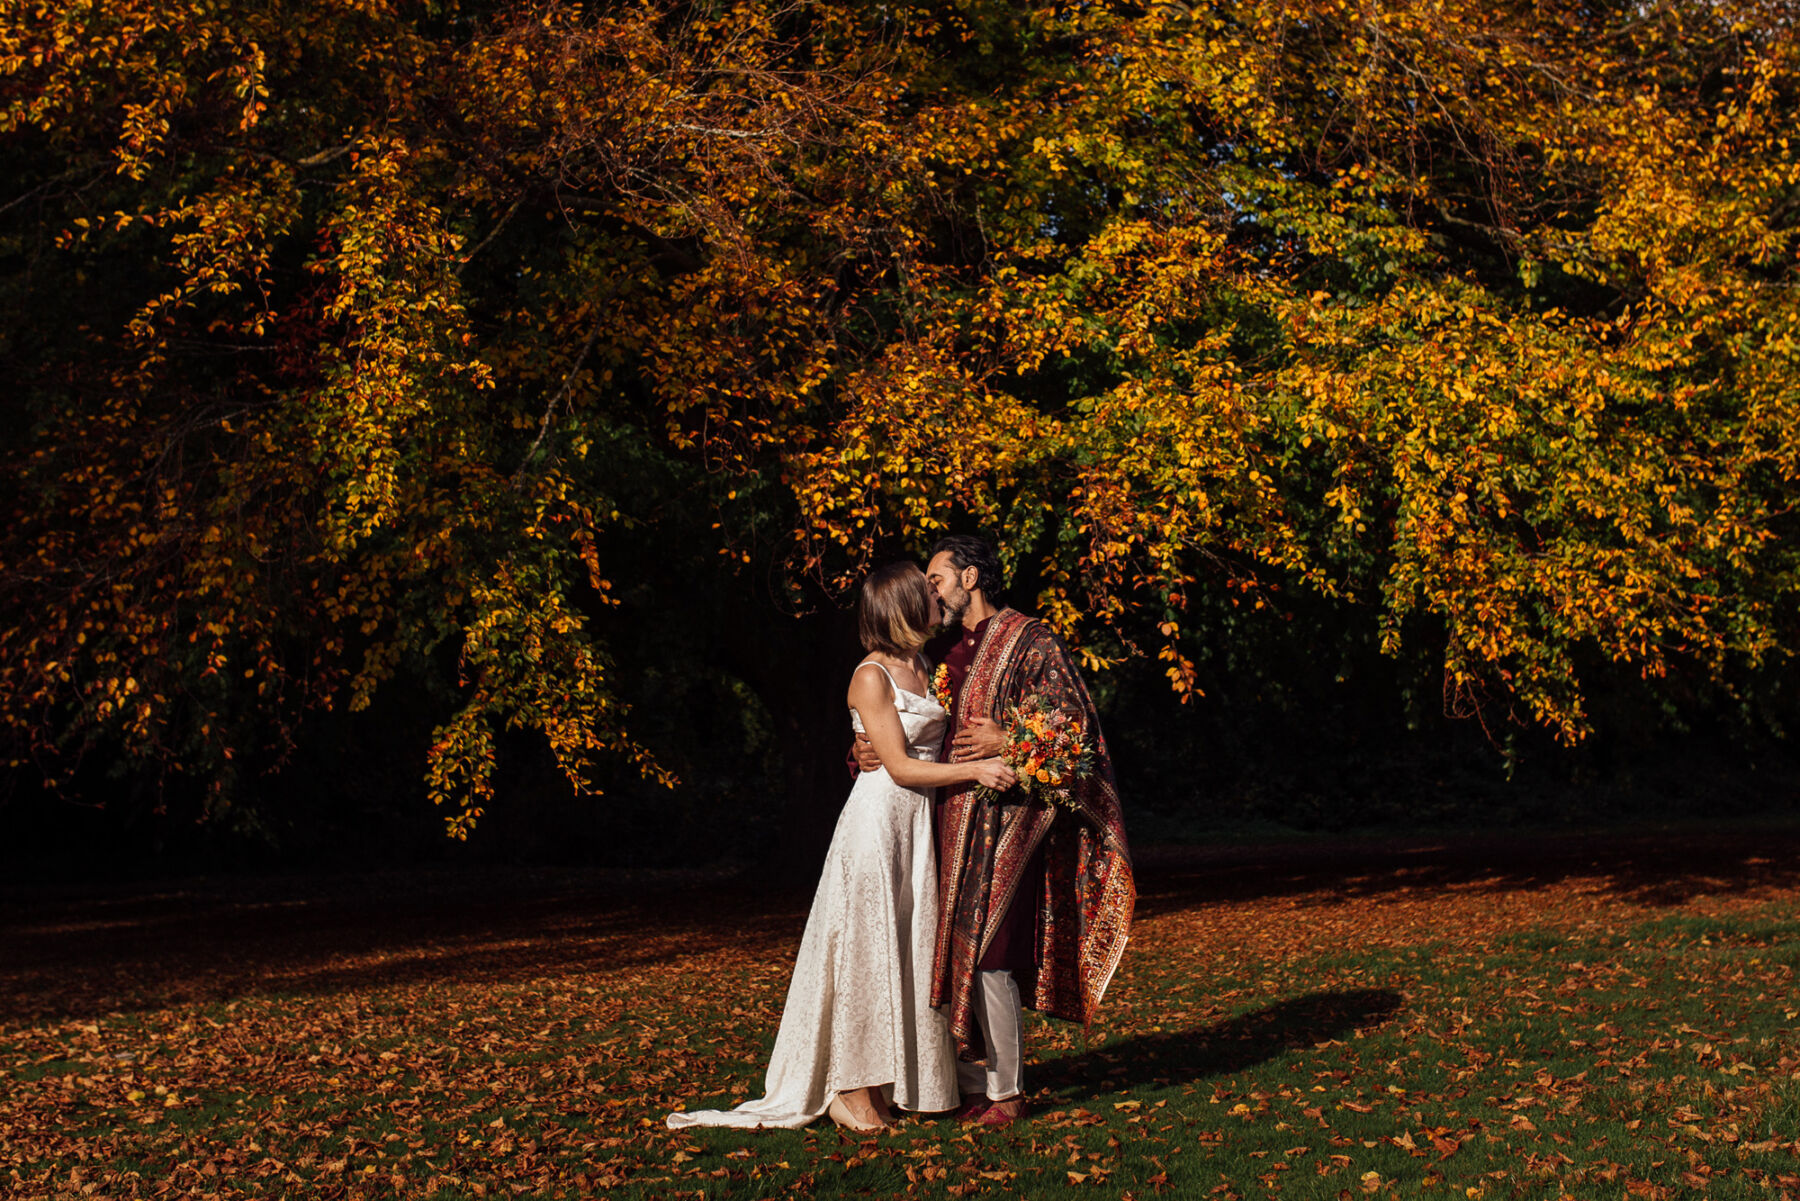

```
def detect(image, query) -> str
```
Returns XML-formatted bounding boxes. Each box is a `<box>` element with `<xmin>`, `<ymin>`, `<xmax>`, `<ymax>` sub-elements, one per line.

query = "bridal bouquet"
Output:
<box><xmin>974</xmin><ymin>693</ymin><xmax>1093</xmax><ymax>812</ymax></box>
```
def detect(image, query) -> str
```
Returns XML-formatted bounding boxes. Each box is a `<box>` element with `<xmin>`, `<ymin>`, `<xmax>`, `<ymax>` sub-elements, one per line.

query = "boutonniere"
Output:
<box><xmin>931</xmin><ymin>663</ymin><xmax>954</xmax><ymax>715</ymax></box>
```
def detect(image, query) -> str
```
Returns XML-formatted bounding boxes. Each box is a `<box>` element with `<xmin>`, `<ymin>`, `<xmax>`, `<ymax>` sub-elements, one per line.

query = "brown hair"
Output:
<box><xmin>930</xmin><ymin>534</ymin><xmax>1006</xmax><ymax>603</ymax></box>
<box><xmin>858</xmin><ymin>562</ymin><xmax>935</xmax><ymax>655</ymax></box>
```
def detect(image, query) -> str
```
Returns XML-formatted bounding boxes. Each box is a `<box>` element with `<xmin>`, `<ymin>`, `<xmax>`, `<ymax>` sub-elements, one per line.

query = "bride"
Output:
<box><xmin>668</xmin><ymin>561</ymin><xmax>1016</xmax><ymax>1132</ymax></box>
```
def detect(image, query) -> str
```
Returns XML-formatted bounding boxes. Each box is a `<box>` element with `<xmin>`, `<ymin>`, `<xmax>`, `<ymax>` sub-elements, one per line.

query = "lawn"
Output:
<box><xmin>6</xmin><ymin>827</ymin><xmax>1800</xmax><ymax>1199</ymax></box>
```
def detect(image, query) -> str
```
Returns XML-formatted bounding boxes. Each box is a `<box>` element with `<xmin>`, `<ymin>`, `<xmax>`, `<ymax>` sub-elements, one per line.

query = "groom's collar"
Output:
<box><xmin>959</xmin><ymin>613</ymin><xmax>996</xmax><ymax>645</ymax></box>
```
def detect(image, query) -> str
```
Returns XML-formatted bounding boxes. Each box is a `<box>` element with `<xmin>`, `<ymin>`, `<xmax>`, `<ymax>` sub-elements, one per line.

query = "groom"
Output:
<box><xmin>856</xmin><ymin>535</ymin><xmax>1135</xmax><ymax>1126</ymax></box>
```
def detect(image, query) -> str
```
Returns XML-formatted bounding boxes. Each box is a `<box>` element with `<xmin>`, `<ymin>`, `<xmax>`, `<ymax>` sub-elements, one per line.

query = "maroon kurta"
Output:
<box><xmin>934</xmin><ymin>617</ymin><xmax>986</xmax><ymax>712</ymax></box>
<box><xmin>936</xmin><ymin>617</ymin><xmax>1040</xmax><ymax>976</ymax></box>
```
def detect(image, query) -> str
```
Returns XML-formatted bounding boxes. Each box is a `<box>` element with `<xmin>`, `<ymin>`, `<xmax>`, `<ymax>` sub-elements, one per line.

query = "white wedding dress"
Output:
<box><xmin>668</xmin><ymin>663</ymin><xmax>960</xmax><ymax>1129</ymax></box>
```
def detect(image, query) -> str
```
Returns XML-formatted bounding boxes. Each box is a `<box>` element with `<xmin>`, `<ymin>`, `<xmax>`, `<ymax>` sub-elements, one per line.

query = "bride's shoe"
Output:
<box><xmin>827</xmin><ymin>1092</ymin><xmax>887</xmax><ymax>1133</ymax></box>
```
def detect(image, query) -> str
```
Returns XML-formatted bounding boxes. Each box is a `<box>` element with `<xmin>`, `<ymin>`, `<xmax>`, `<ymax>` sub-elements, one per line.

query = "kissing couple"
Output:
<box><xmin>670</xmin><ymin>535</ymin><xmax>1135</xmax><ymax>1133</ymax></box>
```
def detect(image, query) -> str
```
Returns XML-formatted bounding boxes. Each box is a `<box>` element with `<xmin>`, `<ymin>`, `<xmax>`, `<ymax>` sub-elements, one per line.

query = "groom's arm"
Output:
<box><xmin>850</xmin><ymin>730</ymin><xmax>881</xmax><ymax>773</ymax></box>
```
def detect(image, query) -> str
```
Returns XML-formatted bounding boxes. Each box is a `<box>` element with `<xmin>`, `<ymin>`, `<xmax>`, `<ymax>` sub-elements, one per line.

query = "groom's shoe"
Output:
<box><xmin>953</xmin><ymin>1097</ymin><xmax>992</xmax><ymax>1124</ymax></box>
<box><xmin>976</xmin><ymin>1096</ymin><xmax>1027</xmax><ymax>1128</ymax></box>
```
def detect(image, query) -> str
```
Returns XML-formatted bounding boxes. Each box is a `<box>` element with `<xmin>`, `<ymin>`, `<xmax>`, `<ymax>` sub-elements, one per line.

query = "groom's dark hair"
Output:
<box><xmin>931</xmin><ymin>535</ymin><xmax>1006</xmax><ymax>604</ymax></box>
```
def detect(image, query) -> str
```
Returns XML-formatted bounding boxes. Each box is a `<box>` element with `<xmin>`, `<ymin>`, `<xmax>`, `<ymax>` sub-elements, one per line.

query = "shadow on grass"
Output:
<box><xmin>1133</xmin><ymin>824</ymin><xmax>1800</xmax><ymax>919</ymax></box>
<box><xmin>8</xmin><ymin>822</ymin><xmax>1800</xmax><ymax>1024</ymax></box>
<box><xmin>0</xmin><ymin>869</ymin><xmax>814</xmax><ymax>1023</ymax></box>
<box><xmin>1036</xmin><ymin>993</ymin><xmax>1411</xmax><ymax>1101</ymax></box>
<box><xmin>1037</xmin><ymin>988</ymin><xmax>1405</xmax><ymax>1101</ymax></box>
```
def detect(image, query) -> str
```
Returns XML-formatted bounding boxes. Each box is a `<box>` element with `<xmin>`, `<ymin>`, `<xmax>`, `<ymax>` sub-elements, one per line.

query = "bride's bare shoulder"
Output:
<box><xmin>847</xmin><ymin>658</ymin><xmax>894</xmax><ymax>703</ymax></box>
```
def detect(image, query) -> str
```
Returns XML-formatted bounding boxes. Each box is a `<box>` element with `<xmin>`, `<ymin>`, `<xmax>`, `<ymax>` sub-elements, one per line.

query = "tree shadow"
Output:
<box><xmin>7</xmin><ymin>823</ymin><xmax>1800</xmax><ymax>1024</ymax></box>
<box><xmin>1132</xmin><ymin>824</ymin><xmax>1800</xmax><ymax>920</ymax></box>
<box><xmin>1037</xmin><ymin>988</ymin><xmax>1405</xmax><ymax>1101</ymax></box>
<box><xmin>0</xmin><ymin>868</ymin><xmax>815</xmax><ymax>1023</ymax></box>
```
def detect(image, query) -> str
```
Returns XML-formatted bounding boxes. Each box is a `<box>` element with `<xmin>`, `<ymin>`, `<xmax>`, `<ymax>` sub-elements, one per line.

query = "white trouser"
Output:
<box><xmin>956</xmin><ymin>970</ymin><xmax>1024</xmax><ymax>1101</ymax></box>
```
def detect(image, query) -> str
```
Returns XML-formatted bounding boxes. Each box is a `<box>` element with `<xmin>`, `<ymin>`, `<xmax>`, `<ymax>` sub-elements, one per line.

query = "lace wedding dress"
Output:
<box><xmin>668</xmin><ymin>663</ymin><xmax>960</xmax><ymax>1129</ymax></box>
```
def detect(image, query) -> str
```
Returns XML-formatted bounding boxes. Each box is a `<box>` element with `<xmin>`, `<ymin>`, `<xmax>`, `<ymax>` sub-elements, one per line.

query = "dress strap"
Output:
<box><xmin>855</xmin><ymin>659</ymin><xmax>899</xmax><ymax>691</ymax></box>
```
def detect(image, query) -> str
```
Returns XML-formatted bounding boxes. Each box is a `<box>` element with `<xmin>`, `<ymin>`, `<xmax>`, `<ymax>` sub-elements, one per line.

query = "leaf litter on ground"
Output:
<box><xmin>7</xmin><ymin>829</ymin><xmax>1800</xmax><ymax>1198</ymax></box>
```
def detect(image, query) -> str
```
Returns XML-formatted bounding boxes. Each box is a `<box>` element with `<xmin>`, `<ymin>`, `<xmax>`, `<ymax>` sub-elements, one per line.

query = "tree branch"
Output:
<box><xmin>512</xmin><ymin>317</ymin><xmax>605</xmax><ymax>485</ymax></box>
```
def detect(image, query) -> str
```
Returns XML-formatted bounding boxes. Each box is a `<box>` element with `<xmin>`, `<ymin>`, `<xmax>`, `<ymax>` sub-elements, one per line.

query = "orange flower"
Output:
<box><xmin>931</xmin><ymin>664</ymin><xmax>954</xmax><ymax>715</ymax></box>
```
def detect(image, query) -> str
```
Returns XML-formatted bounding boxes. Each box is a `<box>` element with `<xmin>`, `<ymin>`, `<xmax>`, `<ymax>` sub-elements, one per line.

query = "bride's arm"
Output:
<box><xmin>846</xmin><ymin>668</ymin><xmax>1015</xmax><ymax>791</ymax></box>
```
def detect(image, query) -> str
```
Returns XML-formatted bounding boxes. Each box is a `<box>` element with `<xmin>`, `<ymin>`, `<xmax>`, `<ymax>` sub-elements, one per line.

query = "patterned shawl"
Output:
<box><xmin>931</xmin><ymin>608</ymin><xmax>1135</xmax><ymax>1057</ymax></box>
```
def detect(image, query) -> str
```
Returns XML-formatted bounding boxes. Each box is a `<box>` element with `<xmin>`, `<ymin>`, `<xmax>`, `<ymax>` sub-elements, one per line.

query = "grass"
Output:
<box><xmin>6</xmin><ymin>829</ymin><xmax>1800</xmax><ymax>1198</ymax></box>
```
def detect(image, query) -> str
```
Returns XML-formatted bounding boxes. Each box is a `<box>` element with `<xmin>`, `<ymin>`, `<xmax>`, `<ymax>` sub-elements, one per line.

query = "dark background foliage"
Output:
<box><xmin>4</xmin><ymin>0</ymin><xmax>1798</xmax><ymax>880</ymax></box>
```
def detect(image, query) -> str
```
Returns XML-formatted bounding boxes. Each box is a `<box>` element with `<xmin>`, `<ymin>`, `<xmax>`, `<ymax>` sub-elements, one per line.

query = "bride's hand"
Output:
<box><xmin>971</xmin><ymin>758</ymin><xmax>1016</xmax><ymax>790</ymax></box>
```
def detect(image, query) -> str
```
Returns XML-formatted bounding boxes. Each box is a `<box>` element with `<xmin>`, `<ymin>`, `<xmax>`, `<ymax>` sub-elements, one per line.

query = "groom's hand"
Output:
<box><xmin>851</xmin><ymin>731</ymin><xmax>882</xmax><ymax>772</ymax></box>
<box><xmin>951</xmin><ymin>716</ymin><xmax>1004</xmax><ymax>761</ymax></box>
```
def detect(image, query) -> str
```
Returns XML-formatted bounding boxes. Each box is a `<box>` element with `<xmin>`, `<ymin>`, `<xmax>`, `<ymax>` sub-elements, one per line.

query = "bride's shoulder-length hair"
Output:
<box><xmin>858</xmin><ymin>562</ymin><xmax>934</xmax><ymax>655</ymax></box>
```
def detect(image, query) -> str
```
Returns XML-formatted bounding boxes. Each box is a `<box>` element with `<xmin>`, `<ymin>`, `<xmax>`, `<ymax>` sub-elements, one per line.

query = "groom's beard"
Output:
<box><xmin>941</xmin><ymin>588</ymin><xmax>970</xmax><ymax>627</ymax></box>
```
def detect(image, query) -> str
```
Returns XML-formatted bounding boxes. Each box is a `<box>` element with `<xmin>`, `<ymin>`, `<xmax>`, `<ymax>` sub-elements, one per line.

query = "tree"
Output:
<box><xmin>3</xmin><ymin>0</ymin><xmax>1796</xmax><ymax>841</ymax></box>
<box><xmin>0</xmin><ymin>0</ymin><xmax>902</xmax><ymax>834</ymax></box>
<box><xmin>778</xmin><ymin>0</ymin><xmax>1800</xmax><ymax>745</ymax></box>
